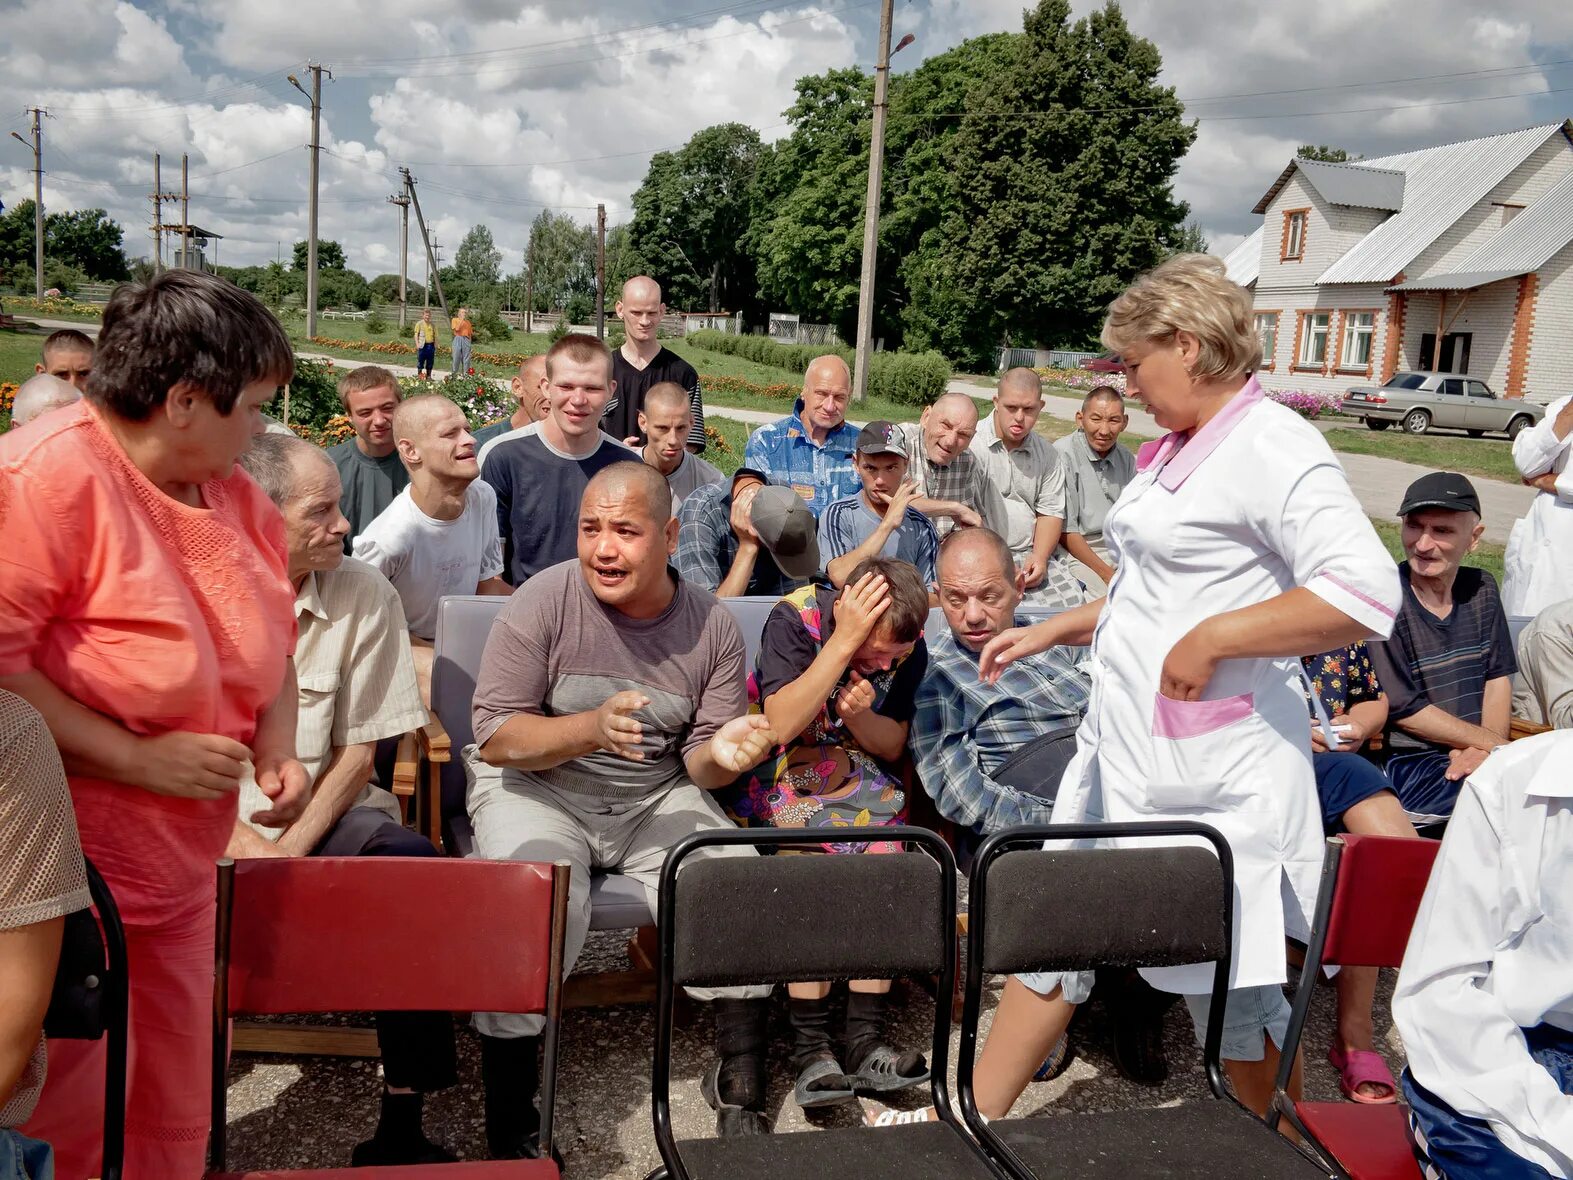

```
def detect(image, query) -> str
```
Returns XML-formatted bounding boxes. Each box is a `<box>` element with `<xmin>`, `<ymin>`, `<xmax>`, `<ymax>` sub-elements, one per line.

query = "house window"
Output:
<box><xmin>1298</xmin><ymin>312</ymin><xmax>1330</xmax><ymax>368</ymax></box>
<box><xmin>1254</xmin><ymin>312</ymin><xmax>1279</xmax><ymax>367</ymax></box>
<box><xmin>1340</xmin><ymin>312</ymin><xmax>1375</xmax><ymax>370</ymax></box>
<box><xmin>1282</xmin><ymin>210</ymin><xmax>1308</xmax><ymax>260</ymax></box>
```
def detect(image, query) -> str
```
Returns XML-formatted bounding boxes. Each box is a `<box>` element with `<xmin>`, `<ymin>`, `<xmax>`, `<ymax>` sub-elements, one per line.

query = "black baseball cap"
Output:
<box><xmin>1398</xmin><ymin>472</ymin><xmax>1481</xmax><ymax>517</ymax></box>
<box><xmin>856</xmin><ymin>420</ymin><xmax>907</xmax><ymax>457</ymax></box>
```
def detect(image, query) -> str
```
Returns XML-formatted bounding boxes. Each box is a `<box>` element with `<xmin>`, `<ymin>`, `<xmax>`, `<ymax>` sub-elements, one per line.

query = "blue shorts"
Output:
<box><xmin>0</xmin><ymin>1130</ymin><xmax>53</xmax><ymax>1180</ymax></box>
<box><xmin>1182</xmin><ymin>984</ymin><xmax>1291</xmax><ymax>1062</ymax></box>
<box><xmin>1015</xmin><ymin>970</ymin><xmax>1094</xmax><ymax>1005</ymax></box>
<box><xmin>1313</xmin><ymin>752</ymin><xmax>1394</xmax><ymax>828</ymax></box>
<box><xmin>1403</xmin><ymin>1023</ymin><xmax>1573</xmax><ymax>1178</ymax></box>
<box><xmin>1385</xmin><ymin>749</ymin><xmax>1460</xmax><ymax>821</ymax></box>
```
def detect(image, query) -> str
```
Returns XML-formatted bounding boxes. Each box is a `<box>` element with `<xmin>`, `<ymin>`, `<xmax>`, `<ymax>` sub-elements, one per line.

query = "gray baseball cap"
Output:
<box><xmin>749</xmin><ymin>485</ymin><xmax>820</xmax><ymax>580</ymax></box>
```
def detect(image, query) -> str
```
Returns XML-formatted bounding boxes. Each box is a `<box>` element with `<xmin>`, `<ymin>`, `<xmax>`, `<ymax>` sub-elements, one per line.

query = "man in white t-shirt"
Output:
<box><xmin>353</xmin><ymin>394</ymin><xmax>512</xmax><ymax>704</ymax></box>
<box><xmin>640</xmin><ymin>381</ymin><xmax>723</xmax><ymax>513</ymax></box>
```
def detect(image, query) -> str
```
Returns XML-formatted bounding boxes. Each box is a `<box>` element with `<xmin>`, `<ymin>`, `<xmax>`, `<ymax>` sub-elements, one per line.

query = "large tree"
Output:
<box><xmin>629</xmin><ymin>122</ymin><xmax>763</xmax><ymax>314</ymax></box>
<box><xmin>454</xmin><ymin>223</ymin><xmax>502</xmax><ymax>288</ymax></box>
<box><xmin>0</xmin><ymin>201</ymin><xmax>130</xmax><ymax>282</ymax></box>
<box><xmin>292</xmin><ymin>238</ymin><xmax>347</xmax><ymax>271</ymax></box>
<box><xmin>1298</xmin><ymin>144</ymin><xmax>1359</xmax><ymax>163</ymax></box>
<box><xmin>937</xmin><ymin>0</ymin><xmax>1197</xmax><ymax>362</ymax></box>
<box><xmin>524</xmin><ymin>209</ymin><xmax>595</xmax><ymax>313</ymax></box>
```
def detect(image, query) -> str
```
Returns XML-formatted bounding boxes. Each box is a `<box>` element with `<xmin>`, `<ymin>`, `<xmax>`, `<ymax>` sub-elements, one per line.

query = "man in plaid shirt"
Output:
<box><xmin>911</xmin><ymin>528</ymin><xmax>1089</xmax><ymax>834</ymax></box>
<box><xmin>891</xmin><ymin>394</ymin><xmax>1008</xmax><ymax>541</ymax></box>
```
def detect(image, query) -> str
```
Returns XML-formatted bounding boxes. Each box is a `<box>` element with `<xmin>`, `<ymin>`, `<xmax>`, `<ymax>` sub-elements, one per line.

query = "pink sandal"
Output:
<box><xmin>1329</xmin><ymin>1045</ymin><xmax>1398</xmax><ymax>1105</ymax></box>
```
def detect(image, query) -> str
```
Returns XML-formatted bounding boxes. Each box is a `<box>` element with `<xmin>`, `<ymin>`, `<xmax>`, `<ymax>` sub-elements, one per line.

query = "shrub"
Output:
<box><xmin>265</xmin><ymin>357</ymin><xmax>343</xmax><ymax>433</ymax></box>
<box><xmin>363</xmin><ymin>309</ymin><xmax>387</xmax><ymax>335</ymax></box>
<box><xmin>547</xmin><ymin>316</ymin><xmax>570</xmax><ymax>344</ymax></box>
<box><xmin>868</xmin><ymin>351</ymin><xmax>951</xmax><ymax>406</ymax></box>
<box><xmin>606</xmin><ymin>324</ymin><xmax>626</xmax><ymax>352</ymax></box>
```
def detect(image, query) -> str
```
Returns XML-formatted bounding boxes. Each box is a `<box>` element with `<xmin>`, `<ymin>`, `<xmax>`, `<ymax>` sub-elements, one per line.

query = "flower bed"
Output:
<box><xmin>1035</xmin><ymin>367</ymin><xmax>1128</xmax><ymax>394</ymax></box>
<box><xmin>1263</xmin><ymin>387</ymin><xmax>1344</xmax><ymax>419</ymax></box>
<box><xmin>3</xmin><ymin>295</ymin><xmax>103</xmax><ymax>319</ymax></box>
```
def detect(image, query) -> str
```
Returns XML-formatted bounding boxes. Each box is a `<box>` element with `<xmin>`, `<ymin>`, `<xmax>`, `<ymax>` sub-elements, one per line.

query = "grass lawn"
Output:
<box><xmin>1320</xmin><ymin>425</ymin><xmax>1519</xmax><ymax>484</ymax></box>
<box><xmin>0</xmin><ymin>327</ymin><xmax>47</xmax><ymax>385</ymax></box>
<box><xmin>703</xmin><ymin>416</ymin><xmax>753</xmax><ymax>476</ymax></box>
<box><xmin>1369</xmin><ymin>516</ymin><xmax>1505</xmax><ymax>583</ymax></box>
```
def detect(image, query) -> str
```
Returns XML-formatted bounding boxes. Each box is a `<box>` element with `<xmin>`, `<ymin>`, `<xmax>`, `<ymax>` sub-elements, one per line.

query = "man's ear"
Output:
<box><xmin>665</xmin><ymin>514</ymin><xmax>679</xmax><ymax>556</ymax></box>
<box><xmin>1013</xmin><ymin>565</ymin><xmax>1027</xmax><ymax>594</ymax></box>
<box><xmin>34</xmin><ymin>362</ymin><xmax>44</xmax><ymax>375</ymax></box>
<box><xmin>638</xmin><ymin>411</ymin><xmax>650</xmax><ymax>434</ymax></box>
<box><xmin>1074</xmin><ymin>411</ymin><xmax>1084</xmax><ymax>427</ymax></box>
<box><xmin>396</xmin><ymin>436</ymin><xmax>419</xmax><ymax>467</ymax></box>
<box><xmin>1469</xmin><ymin>520</ymin><xmax>1486</xmax><ymax>553</ymax></box>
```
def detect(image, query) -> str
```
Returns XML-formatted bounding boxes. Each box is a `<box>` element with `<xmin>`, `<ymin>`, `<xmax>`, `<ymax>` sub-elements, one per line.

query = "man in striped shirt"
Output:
<box><xmin>1370</xmin><ymin>473</ymin><xmax>1517</xmax><ymax>823</ymax></box>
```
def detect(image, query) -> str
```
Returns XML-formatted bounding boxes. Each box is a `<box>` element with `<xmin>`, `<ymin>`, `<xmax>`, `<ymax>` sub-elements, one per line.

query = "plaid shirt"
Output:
<box><xmin>743</xmin><ymin>402</ymin><xmax>861</xmax><ymax>517</ymax></box>
<box><xmin>675</xmin><ymin>480</ymin><xmax>801</xmax><ymax>597</ymax></box>
<box><xmin>891</xmin><ymin>422</ymin><xmax>1008</xmax><ymax>539</ymax></box>
<box><xmin>910</xmin><ymin>621</ymin><xmax>1091</xmax><ymax>832</ymax></box>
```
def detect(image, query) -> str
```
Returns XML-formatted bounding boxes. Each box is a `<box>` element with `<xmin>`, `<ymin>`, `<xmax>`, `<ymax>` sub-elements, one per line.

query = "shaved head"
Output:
<box><xmin>621</xmin><ymin>275</ymin><xmax>663</xmax><ymax>304</ymax></box>
<box><xmin>932</xmin><ymin>391</ymin><xmax>979</xmax><ymax>422</ymax></box>
<box><xmin>392</xmin><ymin>393</ymin><xmax>462</xmax><ymax>444</ymax></box>
<box><xmin>938</xmin><ymin>526</ymin><xmax>1014</xmax><ymax>583</ymax></box>
<box><xmin>998</xmin><ymin>367</ymin><xmax>1043</xmax><ymax>399</ymax></box>
<box><xmin>643</xmin><ymin>381</ymin><xmax>690</xmax><ymax>415</ymax></box>
<box><xmin>10</xmin><ymin>373</ymin><xmax>82</xmax><ymax>428</ymax></box>
<box><xmin>584</xmin><ymin>460</ymin><xmax>673</xmax><ymax>525</ymax></box>
<box><xmin>804</xmin><ymin>354</ymin><xmax>851</xmax><ymax>389</ymax></box>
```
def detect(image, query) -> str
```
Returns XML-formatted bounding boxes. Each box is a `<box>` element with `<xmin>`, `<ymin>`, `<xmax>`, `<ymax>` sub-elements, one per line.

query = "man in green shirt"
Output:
<box><xmin>327</xmin><ymin>365</ymin><xmax>408</xmax><ymax>551</ymax></box>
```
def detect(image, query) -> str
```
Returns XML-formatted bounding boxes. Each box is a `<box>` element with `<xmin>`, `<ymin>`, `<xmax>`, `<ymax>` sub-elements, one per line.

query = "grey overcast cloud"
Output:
<box><xmin>3</xmin><ymin>0</ymin><xmax>1571</xmax><ymax>278</ymax></box>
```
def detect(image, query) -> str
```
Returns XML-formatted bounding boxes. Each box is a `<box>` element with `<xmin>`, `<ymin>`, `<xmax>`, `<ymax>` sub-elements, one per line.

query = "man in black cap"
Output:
<box><xmin>1369</xmin><ymin>472</ymin><xmax>1517</xmax><ymax>822</ymax></box>
<box><xmin>676</xmin><ymin>467</ymin><xmax>819</xmax><ymax>597</ymax></box>
<box><xmin>817</xmin><ymin>421</ymin><xmax>939</xmax><ymax>588</ymax></box>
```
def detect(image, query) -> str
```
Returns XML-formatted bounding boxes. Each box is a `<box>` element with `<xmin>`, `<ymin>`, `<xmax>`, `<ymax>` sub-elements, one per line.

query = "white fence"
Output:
<box><xmin>998</xmin><ymin>347</ymin><xmax>1098</xmax><ymax>371</ymax></box>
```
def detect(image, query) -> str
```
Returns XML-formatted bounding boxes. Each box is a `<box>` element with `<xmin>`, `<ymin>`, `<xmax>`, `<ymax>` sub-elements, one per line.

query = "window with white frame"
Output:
<box><xmin>1283</xmin><ymin>210</ymin><xmax>1307</xmax><ymax>260</ymax></box>
<box><xmin>1340</xmin><ymin>312</ymin><xmax>1375</xmax><ymax>370</ymax></box>
<box><xmin>1298</xmin><ymin>312</ymin><xmax>1330</xmax><ymax>367</ymax></box>
<box><xmin>1254</xmin><ymin>312</ymin><xmax>1279</xmax><ymax>366</ymax></box>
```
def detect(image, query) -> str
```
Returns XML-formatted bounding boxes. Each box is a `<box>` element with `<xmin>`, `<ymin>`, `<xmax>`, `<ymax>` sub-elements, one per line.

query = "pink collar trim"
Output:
<box><xmin>1133</xmin><ymin>377</ymin><xmax>1266</xmax><ymax>491</ymax></box>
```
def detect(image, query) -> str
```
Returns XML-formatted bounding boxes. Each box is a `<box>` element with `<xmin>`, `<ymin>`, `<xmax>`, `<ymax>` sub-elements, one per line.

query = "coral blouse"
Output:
<box><xmin>0</xmin><ymin>402</ymin><xmax>296</xmax><ymax>923</ymax></box>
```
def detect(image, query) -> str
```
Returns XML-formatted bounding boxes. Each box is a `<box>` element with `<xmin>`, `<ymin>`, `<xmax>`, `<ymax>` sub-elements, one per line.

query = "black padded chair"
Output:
<box><xmin>646</xmin><ymin>826</ymin><xmax>1007</xmax><ymax>1180</ymax></box>
<box><xmin>958</xmin><ymin>823</ymin><xmax>1338</xmax><ymax>1180</ymax></box>
<box><xmin>42</xmin><ymin>858</ymin><xmax>129</xmax><ymax>1180</ymax></box>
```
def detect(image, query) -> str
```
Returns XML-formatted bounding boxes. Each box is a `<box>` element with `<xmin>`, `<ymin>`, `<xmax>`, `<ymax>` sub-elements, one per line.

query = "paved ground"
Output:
<box><xmin>224</xmin><ymin>928</ymin><xmax>1402</xmax><ymax>1177</ymax></box>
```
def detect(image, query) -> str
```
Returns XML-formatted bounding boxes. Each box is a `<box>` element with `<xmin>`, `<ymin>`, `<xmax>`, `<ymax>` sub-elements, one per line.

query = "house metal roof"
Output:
<box><xmin>1388</xmin><ymin>270</ymin><xmax>1524</xmax><ymax>292</ymax></box>
<box><xmin>1317</xmin><ymin>123</ymin><xmax>1568</xmax><ymax>285</ymax></box>
<box><xmin>1220</xmin><ymin>226</ymin><xmax>1263</xmax><ymax>288</ymax></box>
<box><xmin>1251</xmin><ymin>157</ymin><xmax>1405</xmax><ymax>215</ymax></box>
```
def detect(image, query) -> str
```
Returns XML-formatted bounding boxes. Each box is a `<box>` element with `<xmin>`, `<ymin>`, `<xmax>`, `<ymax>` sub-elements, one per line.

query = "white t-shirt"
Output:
<box><xmin>351</xmin><ymin>482</ymin><xmax>505</xmax><ymax>640</ymax></box>
<box><xmin>662</xmin><ymin>450</ymin><xmax>725</xmax><ymax>513</ymax></box>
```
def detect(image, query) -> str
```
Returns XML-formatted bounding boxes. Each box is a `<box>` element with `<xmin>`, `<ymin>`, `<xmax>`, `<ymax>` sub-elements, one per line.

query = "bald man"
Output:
<box><xmin>473</xmin><ymin>354</ymin><xmax>550</xmax><ymax>454</ymax></box>
<box><xmin>605</xmin><ymin>276</ymin><xmax>706</xmax><ymax>453</ymax></box>
<box><xmin>352</xmin><ymin>394</ymin><xmax>510</xmax><ymax>704</ymax></box>
<box><xmin>640</xmin><ymin>381</ymin><xmax>724</xmax><ymax>511</ymax></box>
<box><xmin>8</xmin><ymin>373</ymin><xmax>80</xmax><ymax>429</ymax></box>
<box><xmin>744</xmin><ymin>354</ymin><xmax>862</xmax><ymax>516</ymax></box>
<box><xmin>890</xmin><ymin>393</ymin><xmax>1008</xmax><ymax>540</ymax></box>
<box><xmin>466</xmin><ymin>461</ymin><xmax>778</xmax><ymax>1147</ymax></box>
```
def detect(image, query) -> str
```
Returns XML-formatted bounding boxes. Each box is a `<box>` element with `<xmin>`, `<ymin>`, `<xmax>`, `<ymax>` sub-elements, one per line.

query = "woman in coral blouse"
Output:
<box><xmin>0</xmin><ymin>270</ymin><xmax>308</xmax><ymax>1179</ymax></box>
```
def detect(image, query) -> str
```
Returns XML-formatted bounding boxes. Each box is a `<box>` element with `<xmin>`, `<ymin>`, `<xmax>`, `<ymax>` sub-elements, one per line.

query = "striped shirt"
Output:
<box><xmin>910</xmin><ymin>623</ymin><xmax>1091</xmax><ymax>832</ymax></box>
<box><xmin>1370</xmin><ymin>563</ymin><xmax>1516</xmax><ymax>754</ymax></box>
<box><xmin>743</xmin><ymin>403</ymin><xmax>861</xmax><ymax>517</ymax></box>
<box><xmin>817</xmin><ymin>493</ymin><xmax>939</xmax><ymax>584</ymax></box>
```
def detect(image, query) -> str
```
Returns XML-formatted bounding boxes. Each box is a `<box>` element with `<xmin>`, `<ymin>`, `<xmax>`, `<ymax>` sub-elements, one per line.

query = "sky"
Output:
<box><xmin>2</xmin><ymin>0</ymin><xmax>1572</xmax><ymax>284</ymax></box>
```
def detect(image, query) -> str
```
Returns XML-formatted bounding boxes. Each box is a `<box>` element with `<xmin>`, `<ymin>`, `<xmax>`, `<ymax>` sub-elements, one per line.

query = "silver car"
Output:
<box><xmin>1341</xmin><ymin>371</ymin><xmax>1545</xmax><ymax>438</ymax></box>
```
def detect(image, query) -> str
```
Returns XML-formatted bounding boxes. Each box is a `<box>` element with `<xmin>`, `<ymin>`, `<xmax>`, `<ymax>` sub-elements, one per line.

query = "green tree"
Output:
<box><xmin>1298</xmin><ymin>144</ymin><xmax>1358</xmax><ymax>162</ymax></box>
<box><xmin>601</xmin><ymin>223</ymin><xmax>648</xmax><ymax>300</ymax></box>
<box><xmin>1168</xmin><ymin>220</ymin><xmax>1209</xmax><ymax>256</ymax></box>
<box><xmin>525</xmin><ymin>210</ymin><xmax>595</xmax><ymax>313</ymax></box>
<box><xmin>629</xmin><ymin>122</ymin><xmax>763</xmax><ymax>313</ymax></box>
<box><xmin>46</xmin><ymin>208</ymin><xmax>130</xmax><ymax>280</ymax></box>
<box><xmin>454</xmin><ymin>223</ymin><xmax>502</xmax><ymax>288</ymax></box>
<box><xmin>370</xmin><ymin>272</ymin><xmax>426</xmax><ymax>305</ymax></box>
<box><xmin>937</xmin><ymin>0</ymin><xmax>1197</xmax><ymax>364</ymax></box>
<box><xmin>292</xmin><ymin>238</ymin><xmax>347</xmax><ymax>271</ymax></box>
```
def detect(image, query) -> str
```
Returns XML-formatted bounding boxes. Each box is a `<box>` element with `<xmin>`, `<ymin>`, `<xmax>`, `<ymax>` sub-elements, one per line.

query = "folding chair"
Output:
<box><xmin>1269</xmin><ymin>834</ymin><xmax>1440</xmax><ymax>1180</ymax></box>
<box><xmin>958</xmin><ymin>822</ymin><xmax>1336</xmax><ymax>1180</ymax></box>
<box><xmin>647</xmin><ymin>826</ymin><xmax>1008</xmax><ymax>1180</ymax></box>
<box><xmin>42</xmin><ymin>858</ymin><xmax>129</xmax><ymax>1180</ymax></box>
<box><xmin>208</xmin><ymin>856</ymin><xmax>571</xmax><ymax>1178</ymax></box>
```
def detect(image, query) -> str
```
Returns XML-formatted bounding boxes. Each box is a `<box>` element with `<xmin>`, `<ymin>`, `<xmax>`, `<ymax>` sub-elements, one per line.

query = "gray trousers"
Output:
<box><xmin>466</xmin><ymin>749</ymin><xmax>771</xmax><ymax>1037</ymax></box>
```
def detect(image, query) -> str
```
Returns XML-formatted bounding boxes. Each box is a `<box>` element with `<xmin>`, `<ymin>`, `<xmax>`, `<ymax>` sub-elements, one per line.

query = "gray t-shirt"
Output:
<box><xmin>471</xmin><ymin>560</ymin><xmax>748</xmax><ymax>799</ymax></box>
<box><xmin>328</xmin><ymin>439</ymin><xmax>410</xmax><ymax>553</ymax></box>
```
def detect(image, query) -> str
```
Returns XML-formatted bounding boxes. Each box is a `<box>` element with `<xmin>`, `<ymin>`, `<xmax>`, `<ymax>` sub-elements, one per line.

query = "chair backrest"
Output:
<box><xmin>432</xmin><ymin>594</ymin><xmax>509</xmax><ymax>752</ymax></box>
<box><xmin>1507</xmin><ymin>613</ymin><xmax>1533</xmax><ymax>649</ymax></box>
<box><xmin>723</xmin><ymin>595</ymin><xmax>780</xmax><ymax>673</ymax></box>
<box><xmin>1317</xmin><ymin>833</ymin><xmax>1440</xmax><ymax>969</ymax></box>
<box><xmin>217</xmin><ymin>857</ymin><xmax>563</xmax><ymax>1015</ymax></box>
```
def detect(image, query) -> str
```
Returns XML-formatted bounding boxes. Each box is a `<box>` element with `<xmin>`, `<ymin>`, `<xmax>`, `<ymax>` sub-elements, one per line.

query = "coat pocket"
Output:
<box><xmin>1146</xmin><ymin>692</ymin><xmax>1256</xmax><ymax>811</ymax></box>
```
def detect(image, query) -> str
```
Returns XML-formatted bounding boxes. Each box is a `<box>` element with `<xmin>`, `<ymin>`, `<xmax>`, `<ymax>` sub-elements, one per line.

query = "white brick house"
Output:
<box><xmin>1220</xmin><ymin>121</ymin><xmax>1573</xmax><ymax>405</ymax></box>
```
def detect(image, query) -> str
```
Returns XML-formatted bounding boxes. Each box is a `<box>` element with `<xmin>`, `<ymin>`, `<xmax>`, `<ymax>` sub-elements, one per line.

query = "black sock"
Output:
<box><xmin>845</xmin><ymin>990</ymin><xmax>925</xmax><ymax>1075</ymax></box>
<box><xmin>712</xmin><ymin>998</ymin><xmax>769</xmax><ymax>1113</ymax></box>
<box><xmin>373</xmin><ymin>1089</ymin><xmax>425</xmax><ymax>1146</ymax></box>
<box><xmin>788</xmin><ymin>996</ymin><xmax>841</xmax><ymax>1088</ymax></box>
<box><xmin>479</xmin><ymin>1033</ymin><xmax>541</xmax><ymax>1158</ymax></box>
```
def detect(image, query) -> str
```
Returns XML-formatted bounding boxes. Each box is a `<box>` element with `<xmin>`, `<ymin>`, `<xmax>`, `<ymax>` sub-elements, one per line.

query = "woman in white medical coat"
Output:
<box><xmin>980</xmin><ymin>255</ymin><xmax>1403</xmax><ymax>1114</ymax></box>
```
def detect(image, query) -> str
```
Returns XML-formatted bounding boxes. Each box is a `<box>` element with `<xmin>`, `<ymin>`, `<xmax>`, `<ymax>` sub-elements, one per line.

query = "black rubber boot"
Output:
<box><xmin>788</xmin><ymin>996</ymin><xmax>853</xmax><ymax>1108</ymax></box>
<box><xmin>705</xmin><ymin>998</ymin><xmax>772</xmax><ymax>1136</ymax></box>
<box><xmin>349</xmin><ymin>1090</ymin><xmax>459</xmax><ymax>1167</ymax></box>
<box><xmin>479</xmin><ymin>1032</ymin><xmax>541</xmax><ymax>1159</ymax></box>
<box><xmin>844</xmin><ymin>989</ymin><xmax>930</xmax><ymax>1093</ymax></box>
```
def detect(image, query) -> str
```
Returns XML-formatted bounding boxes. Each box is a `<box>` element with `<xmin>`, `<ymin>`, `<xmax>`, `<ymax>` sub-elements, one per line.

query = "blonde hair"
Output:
<box><xmin>1102</xmin><ymin>254</ymin><xmax>1260</xmax><ymax>380</ymax></box>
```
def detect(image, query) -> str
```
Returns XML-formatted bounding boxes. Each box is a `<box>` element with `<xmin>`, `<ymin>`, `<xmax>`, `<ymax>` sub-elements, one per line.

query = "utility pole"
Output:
<box><xmin>289</xmin><ymin>64</ymin><xmax>329</xmax><ymax>338</ymax></box>
<box><xmin>180</xmin><ymin>153</ymin><xmax>190</xmax><ymax>270</ymax></box>
<box><xmin>595</xmin><ymin>202</ymin><xmax>606</xmax><ymax>339</ymax></box>
<box><xmin>10</xmin><ymin>108</ymin><xmax>45</xmax><ymax>298</ymax></box>
<box><xmin>524</xmin><ymin>244</ymin><xmax>534</xmax><ymax>335</ymax></box>
<box><xmin>402</xmin><ymin>167</ymin><xmax>449</xmax><ymax>318</ymax></box>
<box><xmin>151</xmin><ymin>152</ymin><xmax>163</xmax><ymax>273</ymax></box>
<box><xmin>851</xmin><ymin>0</ymin><xmax>900</xmax><ymax>401</ymax></box>
<box><xmin>387</xmin><ymin>191</ymin><xmax>410</xmax><ymax>329</ymax></box>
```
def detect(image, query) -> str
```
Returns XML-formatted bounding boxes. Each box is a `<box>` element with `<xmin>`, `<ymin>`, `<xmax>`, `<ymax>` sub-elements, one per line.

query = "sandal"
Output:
<box><xmin>847</xmin><ymin>1044</ymin><xmax>931</xmax><ymax>1094</ymax></box>
<box><xmin>793</xmin><ymin>1054</ymin><xmax>855</xmax><ymax>1109</ymax></box>
<box><xmin>1329</xmin><ymin>1045</ymin><xmax>1398</xmax><ymax>1105</ymax></box>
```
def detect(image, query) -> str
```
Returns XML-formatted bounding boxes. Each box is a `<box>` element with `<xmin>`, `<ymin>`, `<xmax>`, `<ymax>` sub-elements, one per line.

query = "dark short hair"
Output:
<box><xmin>86</xmin><ymin>270</ymin><xmax>293</xmax><ymax>421</ymax></box>
<box><xmin>1083</xmin><ymin>384</ymin><xmax>1124</xmax><ymax>410</ymax></box>
<box><xmin>42</xmin><ymin>328</ymin><xmax>94</xmax><ymax>360</ymax></box>
<box><xmin>845</xmin><ymin>557</ymin><xmax>930</xmax><ymax>644</ymax></box>
<box><xmin>337</xmin><ymin>364</ymin><xmax>402</xmax><ymax>411</ymax></box>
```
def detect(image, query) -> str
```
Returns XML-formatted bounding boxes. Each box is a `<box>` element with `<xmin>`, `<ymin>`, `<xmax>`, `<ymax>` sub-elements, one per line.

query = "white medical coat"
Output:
<box><xmin>1504</xmin><ymin>395</ymin><xmax>1573</xmax><ymax>618</ymax></box>
<box><xmin>1051</xmin><ymin>379</ymin><xmax>1402</xmax><ymax>994</ymax></box>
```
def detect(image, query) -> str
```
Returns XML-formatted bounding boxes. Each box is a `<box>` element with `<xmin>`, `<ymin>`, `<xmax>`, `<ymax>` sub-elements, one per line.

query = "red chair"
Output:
<box><xmin>207</xmin><ymin>856</ymin><xmax>571</xmax><ymax>1178</ymax></box>
<box><xmin>1269</xmin><ymin>834</ymin><xmax>1441</xmax><ymax>1179</ymax></box>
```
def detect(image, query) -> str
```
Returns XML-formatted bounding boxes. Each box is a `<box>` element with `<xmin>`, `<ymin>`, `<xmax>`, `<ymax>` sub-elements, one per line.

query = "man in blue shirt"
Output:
<box><xmin>743</xmin><ymin>355</ymin><xmax>861</xmax><ymax>516</ymax></box>
<box><xmin>817</xmin><ymin>422</ymin><xmax>939</xmax><ymax>588</ymax></box>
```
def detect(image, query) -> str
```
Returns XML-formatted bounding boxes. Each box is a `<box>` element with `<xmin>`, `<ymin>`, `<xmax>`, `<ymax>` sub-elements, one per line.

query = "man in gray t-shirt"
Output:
<box><xmin>466</xmin><ymin>461</ymin><xmax>778</xmax><ymax>1148</ymax></box>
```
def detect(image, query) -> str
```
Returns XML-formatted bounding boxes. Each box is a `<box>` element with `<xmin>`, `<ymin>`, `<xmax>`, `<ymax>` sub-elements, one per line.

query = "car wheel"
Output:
<box><xmin>1365</xmin><ymin>419</ymin><xmax>1391</xmax><ymax>431</ymax></box>
<box><xmin>1507</xmin><ymin>415</ymin><xmax>1534</xmax><ymax>440</ymax></box>
<box><xmin>1403</xmin><ymin>409</ymin><xmax>1431</xmax><ymax>435</ymax></box>
<box><xmin>1466</xmin><ymin>429</ymin><xmax>1485</xmax><ymax>438</ymax></box>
